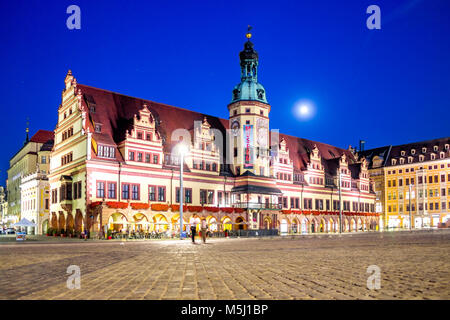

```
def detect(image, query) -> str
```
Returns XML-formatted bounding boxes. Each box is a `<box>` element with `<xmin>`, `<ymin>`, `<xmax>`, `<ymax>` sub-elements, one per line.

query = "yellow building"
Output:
<box><xmin>360</xmin><ymin>138</ymin><xmax>450</xmax><ymax>230</ymax></box>
<box><xmin>19</xmin><ymin>140</ymin><xmax>53</xmax><ymax>234</ymax></box>
<box><xmin>7</xmin><ymin>130</ymin><xmax>54</xmax><ymax>224</ymax></box>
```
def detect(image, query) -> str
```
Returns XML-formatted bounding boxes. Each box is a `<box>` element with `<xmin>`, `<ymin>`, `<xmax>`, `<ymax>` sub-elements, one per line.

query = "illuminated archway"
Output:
<box><xmin>222</xmin><ymin>216</ymin><xmax>232</xmax><ymax>231</ymax></box>
<box><xmin>108</xmin><ymin>212</ymin><xmax>128</xmax><ymax>232</ymax></box>
<box><xmin>171</xmin><ymin>214</ymin><xmax>187</xmax><ymax>232</ymax></box>
<box><xmin>291</xmin><ymin>218</ymin><xmax>299</xmax><ymax>234</ymax></box>
<box><xmin>189</xmin><ymin>215</ymin><xmax>201</xmax><ymax>232</ymax></box>
<box><xmin>133</xmin><ymin>213</ymin><xmax>148</xmax><ymax>231</ymax></box>
<box><xmin>311</xmin><ymin>219</ymin><xmax>318</xmax><ymax>233</ymax></box>
<box><xmin>300</xmin><ymin>218</ymin><xmax>308</xmax><ymax>234</ymax></box>
<box><xmin>207</xmin><ymin>216</ymin><xmax>218</xmax><ymax>232</ymax></box>
<box><xmin>153</xmin><ymin>214</ymin><xmax>169</xmax><ymax>232</ymax></box>
<box><xmin>42</xmin><ymin>219</ymin><xmax>49</xmax><ymax>235</ymax></box>
<box><xmin>320</xmin><ymin>218</ymin><xmax>326</xmax><ymax>233</ymax></box>
<box><xmin>280</xmin><ymin>218</ymin><xmax>288</xmax><ymax>234</ymax></box>
<box><xmin>235</xmin><ymin>216</ymin><xmax>246</xmax><ymax>230</ymax></box>
<box><xmin>264</xmin><ymin>216</ymin><xmax>272</xmax><ymax>229</ymax></box>
<box><xmin>350</xmin><ymin>219</ymin><xmax>356</xmax><ymax>232</ymax></box>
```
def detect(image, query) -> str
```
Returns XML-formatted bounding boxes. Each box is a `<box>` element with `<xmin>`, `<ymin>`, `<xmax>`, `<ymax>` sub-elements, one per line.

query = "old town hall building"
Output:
<box><xmin>46</xmin><ymin>32</ymin><xmax>378</xmax><ymax>237</ymax></box>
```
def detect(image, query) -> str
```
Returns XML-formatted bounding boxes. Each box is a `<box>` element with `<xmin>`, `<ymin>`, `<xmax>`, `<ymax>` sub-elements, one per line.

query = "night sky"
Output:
<box><xmin>0</xmin><ymin>0</ymin><xmax>449</xmax><ymax>186</ymax></box>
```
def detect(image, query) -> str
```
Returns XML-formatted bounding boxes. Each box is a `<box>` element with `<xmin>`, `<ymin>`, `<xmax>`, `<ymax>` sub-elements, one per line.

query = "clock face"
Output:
<box><xmin>231</xmin><ymin>120</ymin><xmax>240</xmax><ymax>136</ymax></box>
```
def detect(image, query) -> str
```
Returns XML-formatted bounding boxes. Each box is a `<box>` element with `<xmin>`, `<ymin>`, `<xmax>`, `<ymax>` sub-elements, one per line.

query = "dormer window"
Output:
<box><xmin>408</xmin><ymin>156</ymin><xmax>413</xmax><ymax>163</ymax></box>
<box><xmin>433</xmin><ymin>145</ymin><xmax>438</xmax><ymax>152</ymax></box>
<box><xmin>431</xmin><ymin>154</ymin><xmax>436</xmax><ymax>160</ymax></box>
<box><xmin>440</xmin><ymin>152</ymin><xmax>445</xmax><ymax>159</ymax></box>
<box><xmin>411</xmin><ymin>149</ymin><xmax>416</xmax><ymax>155</ymax></box>
<box><xmin>419</xmin><ymin>155</ymin><xmax>424</xmax><ymax>162</ymax></box>
<box><xmin>98</xmin><ymin>145</ymin><xmax>115</xmax><ymax>158</ymax></box>
<box><xmin>399</xmin><ymin>158</ymin><xmax>405</xmax><ymax>165</ymax></box>
<box><xmin>422</xmin><ymin>147</ymin><xmax>427</xmax><ymax>153</ymax></box>
<box><xmin>401</xmin><ymin>151</ymin><xmax>405</xmax><ymax>156</ymax></box>
<box><xmin>94</xmin><ymin>124</ymin><xmax>102</xmax><ymax>133</ymax></box>
<box><xmin>392</xmin><ymin>159</ymin><xmax>397</xmax><ymax>165</ymax></box>
<box><xmin>445</xmin><ymin>144</ymin><xmax>449</xmax><ymax>151</ymax></box>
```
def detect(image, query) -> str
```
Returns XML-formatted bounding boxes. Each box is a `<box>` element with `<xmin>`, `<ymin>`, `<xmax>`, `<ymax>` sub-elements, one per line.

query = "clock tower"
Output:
<box><xmin>228</xmin><ymin>28</ymin><xmax>271</xmax><ymax>176</ymax></box>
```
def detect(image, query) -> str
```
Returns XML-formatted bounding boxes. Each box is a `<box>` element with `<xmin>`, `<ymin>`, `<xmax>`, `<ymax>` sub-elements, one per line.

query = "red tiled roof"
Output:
<box><xmin>76</xmin><ymin>83</ymin><xmax>354</xmax><ymax>170</ymax></box>
<box><xmin>30</xmin><ymin>130</ymin><xmax>54</xmax><ymax>144</ymax></box>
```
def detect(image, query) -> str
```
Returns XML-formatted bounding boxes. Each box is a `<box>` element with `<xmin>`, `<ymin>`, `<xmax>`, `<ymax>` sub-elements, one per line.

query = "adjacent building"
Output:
<box><xmin>360</xmin><ymin>137</ymin><xmax>450</xmax><ymax>230</ymax></box>
<box><xmin>7</xmin><ymin>130</ymin><xmax>54</xmax><ymax>226</ymax></box>
<box><xmin>46</xmin><ymin>32</ymin><xmax>378</xmax><ymax>237</ymax></box>
<box><xmin>0</xmin><ymin>186</ymin><xmax>7</xmax><ymax>228</ymax></box>
<box><xmin>19</xmin><ymin>138</ymin><xmax>53</xmax><ymax>234</ymax></box>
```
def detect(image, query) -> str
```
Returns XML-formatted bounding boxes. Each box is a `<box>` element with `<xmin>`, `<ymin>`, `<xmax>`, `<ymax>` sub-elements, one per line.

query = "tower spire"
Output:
<box><xmin>246</xmin><ymin>25</ymin><xmax>252</xmax><ymax>40</ymax></box>
<box><xmin>230</xmin><ymin>26</ymin><xmax>268</xmax><ymax>104</ymax></box>
<box><xmin>24</xmin><ymin>117</ymin><xmax>30</xmax><ymax>145</ymax></box>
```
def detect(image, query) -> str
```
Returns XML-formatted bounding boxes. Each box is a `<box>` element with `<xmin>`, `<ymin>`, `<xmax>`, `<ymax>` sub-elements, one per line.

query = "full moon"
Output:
<box><xmin>293</xmin><ymin>100</ymin><xmax>316</xmax><ymax>121</ymax></box>
<box><xmin>299</xmin><ymin>105</ymin><xmax>309</xmax><ymax>115</ymax></box>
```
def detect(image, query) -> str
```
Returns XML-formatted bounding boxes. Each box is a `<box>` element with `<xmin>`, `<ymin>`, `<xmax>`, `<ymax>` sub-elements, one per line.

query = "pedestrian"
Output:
<box><xmin>201</xmin><ymin>219</ymin><xmax>207</xmax><ymax>244</ymax></box>
<box><xmin>190</xmin><ymin>224</ymin><xmax>196</xmax><ymax>243</ymax></box>
<box><xmin>84</xmin><ymin>228</ymin><xmax>88</xmax><ymax>241</ymax></box>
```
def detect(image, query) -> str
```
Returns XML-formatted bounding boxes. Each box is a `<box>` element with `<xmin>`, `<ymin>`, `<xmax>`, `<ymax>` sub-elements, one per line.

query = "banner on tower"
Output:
<box><xmin>243</xmin><ymin>124</ymin><xmax>254</xmax><ymax>169</ymax></box>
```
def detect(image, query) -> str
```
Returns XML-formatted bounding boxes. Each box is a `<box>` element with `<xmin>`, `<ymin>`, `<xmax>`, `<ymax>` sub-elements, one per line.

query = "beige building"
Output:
<box><xmin>7</xmin><ymin>130</ymin><xmax>54</xmax><ymax>224</ymax></box>
<box><xmin>19</xmin><ymin>139</ymin><xmax>53</xmax><ymax>234</ymax></box>
<box><xmin>360</xmin><ymin>137</ymin><xmax>450</xmax><ymax>230</ymax></box>
<box><xmin>0</xmin><ymin>186</ymin><xmax>7</xmax><ymax>228</ymax></box>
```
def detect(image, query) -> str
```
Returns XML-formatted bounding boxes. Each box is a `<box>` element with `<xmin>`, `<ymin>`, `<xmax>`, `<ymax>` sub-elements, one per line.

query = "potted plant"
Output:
<box><xmin>107</xmin><ymin>229</ymin><xmax>112</xmax><ymax>240</ymax></box>
<box><xmin>46</xmin><ymin>227</ymin><xmax>52</xmax><ymax>236</ymax></box>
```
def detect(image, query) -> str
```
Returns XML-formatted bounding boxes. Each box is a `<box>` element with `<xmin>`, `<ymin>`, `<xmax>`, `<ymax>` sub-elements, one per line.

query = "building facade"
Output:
<box><xmin>19</xmin><ymin>139</ymin><xmax>52</xmax><ymax>234</ymax></box>
<box><xmin>360</xmin><ymin>138</ymin><xmax>450</xmax><ymax>230</ymax></box>
<box><xmin>7</xmin><ymin>130</ymin><xmax>54</xmax><ymax>225</ymax></box>
<box><xmin>46</xmin><ymin>33</ymin><xmax>378</xmax><ymax>237</ymax></box>
<box><xmin>0</xmin><ymin>186</ymin><xmax>7</xmax><ymax>228</ymax></box>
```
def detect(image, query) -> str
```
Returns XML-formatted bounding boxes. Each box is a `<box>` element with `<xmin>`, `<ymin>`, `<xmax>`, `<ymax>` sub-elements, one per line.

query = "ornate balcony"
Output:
<box><xmin>232</xmin><ymin>202</ymin><xmax>282</xmax><ymax>210</ymax></box>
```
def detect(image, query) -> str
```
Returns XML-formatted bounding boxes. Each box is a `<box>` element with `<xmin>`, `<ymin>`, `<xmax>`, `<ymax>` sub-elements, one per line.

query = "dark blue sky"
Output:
<box><xmin>1</xmin><ymin>0</ymin><xmax>449</xmax><ymax>185</ymax></box>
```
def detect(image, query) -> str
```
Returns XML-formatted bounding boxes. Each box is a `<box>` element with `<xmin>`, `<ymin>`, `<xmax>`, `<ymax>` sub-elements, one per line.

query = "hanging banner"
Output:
<box><xmin>91</xmin><ymin>136</ymin><xmax>98</xmax><ymax>155</ymax></box>
<box><xmin>243</xmin><ymin>124</ymin><xmax>254</xmax><ymax>169</ymax></box>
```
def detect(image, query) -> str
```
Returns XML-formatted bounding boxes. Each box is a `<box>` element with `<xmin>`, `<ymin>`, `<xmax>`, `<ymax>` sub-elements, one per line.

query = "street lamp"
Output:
<box><xmin>409</xmin><ymin>183</ymin><xmax>414</xmax><ymax>230</ymax></box>
<box><xmin>177</xmin><ymin>143</ymin><xmax>189</xmax><ymax>240</ymax></box>
<box><xmin>338</xmin><ymin>170</ymin><xmax>342</xmax><ymax>233</ymax></box>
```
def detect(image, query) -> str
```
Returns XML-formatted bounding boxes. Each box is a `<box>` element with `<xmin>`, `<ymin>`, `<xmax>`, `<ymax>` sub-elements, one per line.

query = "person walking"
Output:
<box><xmin>190</xmin><ymin>223</ymin><xmax>196</xmax><ymax>243</ymax></box>
<box><xmin>201</xmin><ymin>219</ymin><xmax>208</xmax><ymax>244</ymax></box>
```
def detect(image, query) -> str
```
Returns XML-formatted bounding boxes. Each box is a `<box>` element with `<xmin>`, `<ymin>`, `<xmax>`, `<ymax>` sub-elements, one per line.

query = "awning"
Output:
<box><xmin>12</xmin><ymin>218</ymin><xmax>37</xmax><ymax>227</ymax></box>
<box><xmin>231</xmin><ymin>184</ymin><xmax>282</xmax><ymax>195</ymax></box>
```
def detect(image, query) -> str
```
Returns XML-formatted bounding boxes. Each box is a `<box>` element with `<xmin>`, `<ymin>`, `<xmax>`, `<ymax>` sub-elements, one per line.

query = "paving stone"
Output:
<box><xmin>1</xmin><ymin>230</ymin><xmax>449</xmax><ymax>300</ymax></box>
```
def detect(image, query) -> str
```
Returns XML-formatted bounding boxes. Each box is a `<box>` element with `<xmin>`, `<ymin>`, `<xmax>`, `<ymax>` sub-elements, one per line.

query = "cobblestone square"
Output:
<box><xmin>0</xmin><ymin>230</ymin><xmax>449</xmax><ymax>300</ymax></box>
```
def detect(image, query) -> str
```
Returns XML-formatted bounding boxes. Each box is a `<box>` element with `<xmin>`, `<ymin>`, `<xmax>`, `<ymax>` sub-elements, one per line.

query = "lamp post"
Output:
<box><xmin>409</xmin><ymin>183</ymin><xmax>413</xmax><ymax>231</ymax></box>
<box><xmin>339</xmin><ymin>171</ymin><xmax>342</xmax><ymax>233</ymax></box>
<box><xmin>177</xmin><ymin>143</ymin><xmax>188</xmax><ymax>240</ymax></box>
